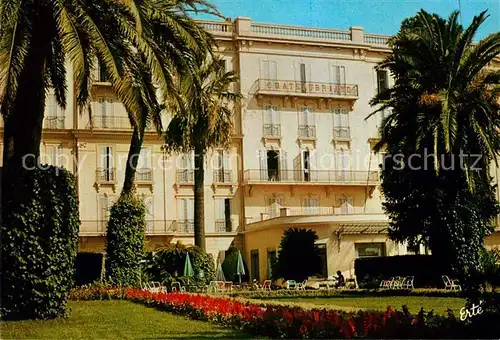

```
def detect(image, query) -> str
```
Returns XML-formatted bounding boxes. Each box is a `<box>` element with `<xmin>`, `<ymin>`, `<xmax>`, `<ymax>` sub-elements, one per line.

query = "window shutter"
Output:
<box><xmin>333</xmin><ymin>66</ymin><xmax>346</xmax><ymax>85</ymax></box>
<box><xmin>215</xmin><ymin>199</ymin><xmax>225</xmax><ymax>221</ymax></box>
<box><xmin>223</xmin><ymin>151</ymin><xmax>231</xmax><ymax>170</ymax></box>
<box><xmin>187</xmin><ymin>199</ymin><xmax>194</xmax><ymax>221</ymax></box>
<box><xmin>178</xmin><ymin>199</ymin><xmax>186</xmax><ymax>220</ymax></box>
<box><xmin>259</xmin><ymin>149</ymin><xmax>268</xmax><ymax>180</ymax></box>
<box><xmin>47</xmin><ymin>95</ymin><xmax>58</xmax><ymax>118</ymax></box>
<box><xmin>262</xmin><ymin>60</ymin><xmax>277</xmax><ymax>80</ymax></box>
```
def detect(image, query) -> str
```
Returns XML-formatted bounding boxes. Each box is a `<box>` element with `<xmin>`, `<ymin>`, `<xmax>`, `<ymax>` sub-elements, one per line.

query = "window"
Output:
<box><xmin>299</xmin><ymin>106</ymin><xmax>315</xmax><ymax>138</ymax></box>
<box><xmin>303</xmin><ymin>150</ymin><xmax>311</xmax><ymax>181</ymax></box>
<box><xmin>317</xmin><ymin>244</ymin><xmax>328</xmax><ymax>278</ymax></box>
<box><xmin>215</xmin><ymin>198</ymin><xmax>232</xmax><ymax>232</ymax></box>
<box><xmin>376</xmin><ymin>69</ymin><xmax>388</xmax><ymax>94</ymax></box>
<box><xmin>333</xmin><ymin>108</ymin><xmax>350</xmax><ymax>138</ymax></box>
<box><xmin>250</xmin><ymin>249</ymin><xmax>260</xmax><ymax>281</ymax></box>
<box><xmin>46</xmin><ymin>95</ymin><xmax>58</xmax><ymax>118</ymax></box>
<box><xmin>263</xmin><ymin>106</ymin><xmax>280</xmax><ymax>137</ymax></box>
<box><xmin>137</xmin><ymin>148</ymin><xmax>151</xmax><ymax>171</ymax></box>
<box><xmin>262</xmin><ymin>60</ymin><xmax>277</xmax><ymax>80</ymax></box>
<box><xmin>98</xmin><ymin>61</ymin><xmax>109</xmax><ymax>82</ymax></box>
<box><xmin>339</xmin><ymin>196</ymin><xmax>354</xmax><ymax>214</ymax></box>
<box><xmin>267</xmin><ymin>250</ymin><xmax>277</xmax><ymax>279</ymax></box>
<box><xmin>99</xmin><ymin>195</ymin><xmax>113</xmax><ymax>230</ymax></box>
<box><xmin>45</xmin><ymin>95</ymin><xmax>64</xmax><ymax>129</ymax></box>
<box><xmin>355</xmin><ymin>243</ymin><xmax>386</xmax><ymax>258</ymax></box>
<box><xmin>215</xmin><ymin>150</ymin><xmax>231</xmax><ymax>182</ymax></box>
<box><xmin>218</xmin><ymin>59</ymin><xmax>226</xmax><ymax>72</ymax></box>
<box><xmin>98</xmin><ymin>98</ymin><xmax>113</xmax><ymax>128</ymax></box>
<box><xmin>332</xmin><ymin>65</ymin><xmax>346</xmax><ymax>85</ymax></box>
<box><xmin>178</xmin><ymin>152</ymin><xmax>194</xmax><ymax>183</ymax></box>
<box><xmin>335</xmin><ymin>150</ymin><xmax>350</xmax><ymax>181</ymax></box>
<box><xmin>41</xmin><ymin>145</ymin><xmax>60</xmax><ymax>167</ymax></box>
<box><xmin>143</xmin><ymin>196</ymin><xmax>154</xmax><ymax>232</ymax></box>
<box><xmin>99</xmin><ymin>146</ymin><xmax>114</xmax><ymax>181</ymax></box>
<box><xmin>266</xmin><ymin>195</ymin><xmax>284</xmax><ymax>218</ymax></box>
<box><xmin>178</xmin><ymin>198</ymin><xmax>194</xmax><ymax>232</ymax></box>
<box><xmin>299</xmin><ymin>63</ymin><xmax>307</xmax><ymax>93</ymax></box>
<box><xmin>303</xmin><ymin>196</ymin><xmax>319</xmax><ymax>215</ymax></box>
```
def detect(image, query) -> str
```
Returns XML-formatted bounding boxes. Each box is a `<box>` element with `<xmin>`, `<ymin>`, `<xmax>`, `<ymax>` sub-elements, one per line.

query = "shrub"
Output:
<box><xmin>355</xmin><ymin>255</ymin><xmax>446</xmax><ymax>288</ymax></box>
<box><xmin>144</xmin><ymin>242</ymin><xmax>215</xmax><ymax>287</ymax></box>
<box><xmin>222</xmin><ymin>246</ymin><xmax>249</xmax><ymax>283</ymax></box>
<box><xmin>106</xmin><ymin>195</ymin><xmax>146</xmax><ymax>286</ymax></box>
<box><xmin>275</xmin><ymin>228</ymin><xmax>321</xmax><ymax>281</ymax></box>
<box><xmin>68</xmin><ymin>282</ymin><xmax>127</xmax><ymax>301</ymax></box>
<box><xmin>479</xmin><ymin>247</ymin><xmax>500</xmax><ymax>289</ymax></box>
<box><xmin>1</xmin><ymin>167</ymin><xmax>80</xmax><ymax>320</ymax></box>
<box><xmin>75</xmin><ymin>252</ymin><xmax>105</xmax><ymax>286</ymax></box>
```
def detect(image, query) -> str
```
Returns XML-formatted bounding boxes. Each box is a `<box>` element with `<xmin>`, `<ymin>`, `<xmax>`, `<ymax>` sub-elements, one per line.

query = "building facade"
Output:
<box><xmin>0</xmin><ymin>17</ymin><xmax>499</xmax><ymax>281</ymax></box>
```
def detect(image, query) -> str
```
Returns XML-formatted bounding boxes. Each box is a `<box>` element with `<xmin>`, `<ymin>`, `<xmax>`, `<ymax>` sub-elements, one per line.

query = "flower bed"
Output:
<box><xmin>69</xmin><ymin>286</ymin><xmax>500</xmax><ymax>338</ymax></box>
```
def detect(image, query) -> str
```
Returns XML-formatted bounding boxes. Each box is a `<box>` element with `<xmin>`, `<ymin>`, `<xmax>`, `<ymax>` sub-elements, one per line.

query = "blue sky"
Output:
<box><xmin>197</xmin><ymin>0</ymin><xmax>499</xmax><ymax>39</ymax></box>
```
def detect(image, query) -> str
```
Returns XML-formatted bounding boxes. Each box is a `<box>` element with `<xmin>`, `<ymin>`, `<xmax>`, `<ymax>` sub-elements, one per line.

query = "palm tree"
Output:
<box><xmin>367</xmin><ymin>10</ymin><xmax>500</xmax><ymax>289</ymax></box>
<box><xmin>0</xmin><ymin>0</ymin><xmax>216</xmax><ymax>219</ymax></box>
<box><xmin>164</xmin><ymin>55</ymin><xmax>241</xmax><ymax>251</ymax></box>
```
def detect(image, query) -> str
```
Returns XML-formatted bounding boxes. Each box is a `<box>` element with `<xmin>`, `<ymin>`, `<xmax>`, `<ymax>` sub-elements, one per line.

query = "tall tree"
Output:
<box><xmin>368</xmin><ymin>10</ymin><xmax>500</xmax><ymax>291</ymax></box>
<box><xmin>0</xmin><ymin>0</ymin><xmax>216</xmax><ymax>220</ymax></box>
<box><xmin>164</xmin><ymin>55</ymin><xmax>241</xmax><ymax>251</ymax></box>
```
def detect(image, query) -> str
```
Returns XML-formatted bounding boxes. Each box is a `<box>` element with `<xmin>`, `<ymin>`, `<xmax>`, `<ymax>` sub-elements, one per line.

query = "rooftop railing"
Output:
<box><xmin>244</xmin><ymin>169</ymin><xmax>379</xmax><ymax>185</ymax></box>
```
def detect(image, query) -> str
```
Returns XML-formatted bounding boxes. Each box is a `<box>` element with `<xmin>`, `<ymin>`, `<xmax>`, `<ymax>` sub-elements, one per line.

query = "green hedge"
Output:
<box><xmin>1</xmin><ymin>167</ymin><xmax>80</xmax><ymax>320</ymax></box>
<box><xmin>355</xmin><ymin>255</ymin><xmax>446</xmax><ymax>288</ymax></box>
<box><xmin>106</xmin><ymin>195</ymin><xmax>146</xmax><ymax>286</ymax></box>
<box><xmin>144</xmin><ymin>242</ymin><xmax>215</xmax><ymax>287</ymax></box>
<box><xmin>75</xmin><ymin>252</ymin><xmax>105</xmax><ymax>286</ymax></box>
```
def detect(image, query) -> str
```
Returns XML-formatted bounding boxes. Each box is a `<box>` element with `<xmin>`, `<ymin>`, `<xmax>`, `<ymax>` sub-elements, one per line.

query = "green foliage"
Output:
<box><xmin>68</xmin><ymin>283</ymin><xmax>127</xmax><ymax>301</ymax></box>
<box><xmin>1</xmin><ymin>167</ymin><xmax>80</xmax><ymax>320</ymax></box>
<box><xmin>275</xmin><ymin>228</ymin><xmax>321</xmax><ymax>281</ymax></box>
<box><xmin>369</xmin><ymin>9</ymin><xmax>500</xmax><ymax>292</ymax></box>
<box><xmin>221</xmin><ymin>246</ymin><xmax>249</xmax><ymax>282</ymax></box>
<box><xmin>143</xmin><ymin>242</ymin><xmax>215</xmax><ymax>286</ymax></box>
<box><xmin>479</xmin><ymin>247</ymin><xmax>500</xmax><ymax>288</ymax></box>
<box><xmin>106</xmin><ymin>195</ymin><xmax>146</xmax><ymax>286</ymax></box>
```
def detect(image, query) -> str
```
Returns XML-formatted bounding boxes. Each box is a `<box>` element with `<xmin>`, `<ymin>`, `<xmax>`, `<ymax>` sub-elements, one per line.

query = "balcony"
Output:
<box><xmin>333</xmin><ymin>127</ymin><xmax>350</xmax><ymax>139</ymax></box>
<box><xmin>213</xmin><ymin>170</ymin><xmax>233</xmax><ymax>183</ymax></box>
<box><xmin>174</xmin><ymin>220</ymin><xmax>194</xmax><ymax>233</ymax></box>
<box><xmin>87</xmin><ymin>116</ymin><xmax>154</xmax><ymax>131</ymax></box>
<box><xmin>80</xmin><ymin>220</ymin><xmax>178</xmax><ymax>235</ymax></box>
<box><xmin>263</xmin><ymin>124</ymin><xmax>281</xmax><ymax>137</ymax></box>
<box><xmin>215</xmin><ymin>219</ymin><xmax>235</xmax><ymax>233</ymax></box>
<box><xmin>96</xmin><ymin>168</ymin><xmax>116</xmax><ymax>183</ymax></box>
<box><xmin>136</xmin><ymin>169</ymin><xmax>153</xmax><ymax>183</ymax></box>
<box><xmin>145</xmin><ymin>220</ymin><xmax>176</xmax><ymax>235</ymax></box>
<box><xmin>44</xmin><ymin>116</ymin><xmax>65</xmax><ymax>129</ymax></box>
<box><xmin>255</xmin><ymin>79</ymin><xmax>358</xmax><ymax>100</ymax></box>
<box><xmin>298</xmin><ymin>125</ymin><xmax>316</xmax><ymax>138</ymax></box>
<box><xmin>176</xmin><ymin>169</ymin><xmax>194</xmax><ymax>184</ymax></box>
<box><xmin>243</xmin><ymin>169</ymin><xmax>379</xmax><ymax>186</ymax></box>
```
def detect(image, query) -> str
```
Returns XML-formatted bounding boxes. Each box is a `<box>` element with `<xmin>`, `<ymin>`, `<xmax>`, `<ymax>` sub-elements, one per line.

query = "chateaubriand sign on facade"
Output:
<box><xmin>258</xmin><ymin>79</ymin><xmax>359</xmax><ymax>97</ymax></box>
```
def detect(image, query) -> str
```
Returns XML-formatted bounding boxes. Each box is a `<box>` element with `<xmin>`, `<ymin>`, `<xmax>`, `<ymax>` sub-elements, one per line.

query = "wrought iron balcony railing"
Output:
<box><xmin>333</xmin><ymin>127</ymin><xmax>350</xmax><ymax>139</ymax></box>
<box><xmin>244</xmin><ymin>169</ymin><xmax>379</xmax><ymax>185</ymax></box>
<box><xmin>136</xmin><ymin>168</ymin><xmax>153</xmax><ymax>182</ymax></box>
<box><xmin>256</xmin><ymin>79</ymin><xmax>358</xmax><ymax>98</ymax></box>
<box><xmin>175</xmin><ymin>220</ymin><xmax>194</xmax><ymax>233</ymax></box>
<box><xmin>263</xmin><ymin>124</ymin><xmax>281</xmax><ymax>137</ymax></box>
<box><xmin>96</xmin><ymin>168</ymin><xmax>116</xmax><ymax>183</ymax></box>
<box><xmin>215</xmin><ymin>219</ymin><xmax>234</xmax><ymax>232</ymax></box>
<box><xmin>176</xmin><ymin>169</ymin><xmax>194</xmax><ymax>183</ymax></box>
<box><xmin>44</xmin><ymin>116</ymin><xmax>65</xmax><ymax>129</ymax></box>
<box><xmin>213</xmin><ymin>170</ymin><xmax>233</xmax><ymax>183</ymax></box>
<box><xmin>87</xmin><ymin>116</ymin><xmax>154</xmax><ymax>130</ymax></box>
<box><xmin>298</xmin><ymin>125</ymin><xmax>316</xmax><ymax>138</ymax></box>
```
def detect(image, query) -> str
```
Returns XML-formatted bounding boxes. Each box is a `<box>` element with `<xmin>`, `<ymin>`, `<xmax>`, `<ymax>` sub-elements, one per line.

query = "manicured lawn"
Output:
<box><xmin>253</xmin><ymin>296</ymin><xmax>466</xmax><ymax>315</ymax></box>
<box><xmin>1</xmin><ymin>300</ymin><xmax>253</xmax><ymax>340</ymax></box>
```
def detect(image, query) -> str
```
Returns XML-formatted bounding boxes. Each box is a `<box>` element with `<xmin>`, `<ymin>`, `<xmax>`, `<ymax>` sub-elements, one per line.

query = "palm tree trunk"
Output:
<box><xmin>122</xmin><ymin>126</ymin><xmax>144</xmax><ymax>197</ymax></box>
<box><xmin>194</xmin><ymin>142</ymin><xmax>206</xmax><ymax>252</ymax></box>
<box><xmin>2</xmin><ymin>22</ymin><xmax>49</xmax><ymax>222</ymax></box>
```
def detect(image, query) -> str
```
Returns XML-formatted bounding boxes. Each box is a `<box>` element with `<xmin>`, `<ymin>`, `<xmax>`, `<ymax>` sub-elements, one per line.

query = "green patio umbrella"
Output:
<box><xmin>216</xmin><ymin>261</ymin><xmax>226</xmax><ymax>282</ymax></box>
<box><xmin>236</xmin><ymin>250</ymin><xmax>246</xmax><ymax>284</ymax></box>
<box><xmin>183</xmin><ymin>252</ymin><xmax>194</xmax><ymax>284</ymax></box>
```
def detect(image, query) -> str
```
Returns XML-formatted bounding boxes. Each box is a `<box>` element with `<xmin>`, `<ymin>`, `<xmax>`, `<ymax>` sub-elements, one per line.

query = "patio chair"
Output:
<box><xmin>171</xmin><ymin>281</ymin><xmax>186</xmax><ymax>293</ymax></box>
<box><xmin>345</xmin><ymin>277</ymin><xmax>358</xmax><ymax>289</ymax></box>
<box><xmin>216</xmin><ymin>281</ymin><xmax>225</xmax><ymax>292</ymax></box>
<box><xmin>403</xmin><ymin>276</ymin><xmax>414</xmax><ymax>290</ymax></box>
<box><xmin>296</xmin><ymin>280</ymin><xmax>307</xmax><ymax>291</ymax></box>
<box><xmin>206</xmin><ymin>281</ymin><xmax>218</xmax><ymax>294</ymax></box>
<box><xmin>149</xmin><ymin>281</ymin><xmax>166</xmax><ymax>293</ymax></box>
<box><xmin>262</xmin><ymin>280</ymin><xmax>272</xmax><ymax>291</ymax></box>
<box><xmin>285</xmin><ymin>280</ymin><xmax>296</xmax><ymax>290</ymax></box>
<box><xmin>224</xmin><ymin>281</ymin><xmax>233</xmax><ymax>292</ymax></box>
<box><xmin>442</xmin><ymin>275</ymin><xmax>462</xmax><ymax>291</ymax></box>
<box><xmin>391</xmin><ymin>276</ymin><xmax>404</xmax><ymax>289</ymax></box>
